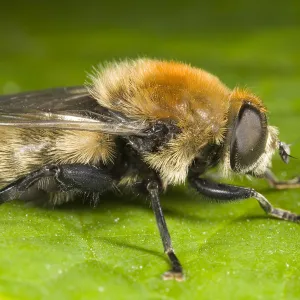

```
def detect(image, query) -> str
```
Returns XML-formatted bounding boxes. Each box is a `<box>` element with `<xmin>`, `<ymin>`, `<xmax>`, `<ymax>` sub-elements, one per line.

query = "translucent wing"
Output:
<box><xmin>0</xmin><ymin>86</ymin><xmax>148</xmax><ymax>135</ymax></box>
<box><xmin>0</xmin><ymin>86</ymin><xmax>93</xmax><ymax>112</ymax></box>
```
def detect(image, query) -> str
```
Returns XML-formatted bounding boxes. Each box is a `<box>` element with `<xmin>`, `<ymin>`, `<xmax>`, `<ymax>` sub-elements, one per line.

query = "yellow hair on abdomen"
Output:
<box><xmin>0</xmin><ymin>128</ymin><xmax>114</xmax><ymax>186</ymax></box>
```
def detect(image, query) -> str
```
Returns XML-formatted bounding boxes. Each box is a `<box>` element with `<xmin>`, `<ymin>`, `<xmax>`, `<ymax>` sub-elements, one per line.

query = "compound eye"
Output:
<box><xmin>230</xmin><ymin>103</ymin><xmax>268</xmax><ymax>172</ymax></box>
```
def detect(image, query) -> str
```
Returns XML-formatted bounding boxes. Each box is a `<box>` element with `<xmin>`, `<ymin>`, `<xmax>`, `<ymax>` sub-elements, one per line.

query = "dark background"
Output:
<box><xmin>1</xmin><ymin>1</ymin><xmax>299</xmax><ymax>90</ymax></box>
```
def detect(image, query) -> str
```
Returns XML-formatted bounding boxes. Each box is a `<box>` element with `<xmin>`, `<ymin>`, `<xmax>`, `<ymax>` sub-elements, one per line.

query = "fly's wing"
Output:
<box><xmin>0</xmin><ymin>86</ymin><xmax>94</xmax><ymax>112</ymax></box>
<box><xmin>0</xmin><ymin>86</ymin><xmax>148</xmax><ymax>135</ymax></box>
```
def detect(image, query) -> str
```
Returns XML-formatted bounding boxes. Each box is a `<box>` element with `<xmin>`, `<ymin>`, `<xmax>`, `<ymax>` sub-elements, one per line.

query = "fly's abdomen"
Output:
<box><xmin>0</xmin><ymin>128</ymin><xmax>115</xmax><ymax>186</ymax></box>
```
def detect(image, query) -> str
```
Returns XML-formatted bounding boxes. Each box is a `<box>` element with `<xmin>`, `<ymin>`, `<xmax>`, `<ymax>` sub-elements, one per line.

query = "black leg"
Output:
<box><xmin>0</xmin><ymin>164</ymin><xmax>113</xmax><ymax>204</ymax></box>
<box><xmin>147</xmin><ymin>180</ymin><xmax>184</xmax><ymax>281</ymax></box>
<box><xmin>189</xmin><ymin>177</ymin><xmax>300</xmax><ymax>222</ymax></box>
<box><xmin>265</xmin><ymin>169</ymin><xmax>300</xmax><ymax>190</ymax></box>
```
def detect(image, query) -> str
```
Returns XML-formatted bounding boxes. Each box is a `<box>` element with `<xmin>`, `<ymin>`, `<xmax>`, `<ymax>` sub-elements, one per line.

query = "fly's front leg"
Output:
<box><xmin>265</xmin><ymin>169</ymin><xmax>300</xmax><ymax>190</ymax></box>
<box><xmin>189</xmin><ymin>176</ymin><xmax>300</xmax><ymax>223</ymax></box>
<box><xmin>146</xmin><ymin>180</ymin><xmax>184</xmax><ymax>281</ymax></box>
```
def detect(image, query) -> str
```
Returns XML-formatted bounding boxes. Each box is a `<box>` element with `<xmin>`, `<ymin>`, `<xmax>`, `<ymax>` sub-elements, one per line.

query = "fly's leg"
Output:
<box><xmin>189</xmin><ymin>176</ymin><xmax>300</xmax><ymax>222</ymax></box>
<box><xmin>265</xmin><ymin>169</ymin><xmax>300</xmax><ymax>190</ymax></box>
<box><xmin>0</xmin><ymin>164</ymin><xmax>113</xmax><ymax>203</ymax></box>
<box><xmin>147</xmin><ymin>180</ymin><xmax>184</xmax><ymax>281</ymax></box>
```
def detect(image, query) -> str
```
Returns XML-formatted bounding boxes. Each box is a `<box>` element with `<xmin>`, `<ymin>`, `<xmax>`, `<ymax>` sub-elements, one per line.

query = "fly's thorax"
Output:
<box><xmin>87</xmin><ymin>58</ymin><xmax>233</xmax><ymax>186</ymax></box>
<box><xmin>88</xmin><ymin>58</ymin><xmax>231</xmax><ymax>124</ymax></box>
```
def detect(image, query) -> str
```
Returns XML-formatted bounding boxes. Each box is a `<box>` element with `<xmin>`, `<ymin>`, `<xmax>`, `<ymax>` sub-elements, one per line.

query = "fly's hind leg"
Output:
<box><xmin>0</xmin><ymin>164</ymin><xmax>114</xmax><ymax>204</ymax></box>
<box><xmin>265</xmin><ymin>169</ymin><xmax>300</xmax><ymax>190</ymax></box>
<box><xmin>146</xmin><ymin>180</ymin><xmax>184</xmax><ymax>281</ymax></box>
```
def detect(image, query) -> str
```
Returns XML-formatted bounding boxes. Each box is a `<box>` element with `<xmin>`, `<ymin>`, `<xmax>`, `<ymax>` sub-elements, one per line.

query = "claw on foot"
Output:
<box><xmin>162</xmin><ymin>270</ymin><xmax>185</xmax><ymax>282</ymax></box>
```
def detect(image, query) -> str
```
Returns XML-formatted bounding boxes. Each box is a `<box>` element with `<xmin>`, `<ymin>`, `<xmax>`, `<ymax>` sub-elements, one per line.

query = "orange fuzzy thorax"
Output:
<box><xmin>90</xmin><ymin>59</ymin><xmax>229</xmax><ymax>124</ymax></box>
<box><xmin>90</xmin><ymin>59</ymin><xmax>229</xmax><ymax>184</ymax></box>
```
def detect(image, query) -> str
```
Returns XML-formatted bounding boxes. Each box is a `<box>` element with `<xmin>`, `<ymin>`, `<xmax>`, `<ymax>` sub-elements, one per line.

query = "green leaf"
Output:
<box><xmin>1</xmin><ymin>3</ymin><xmax>300</xmax><ymax>299</ymax></box>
